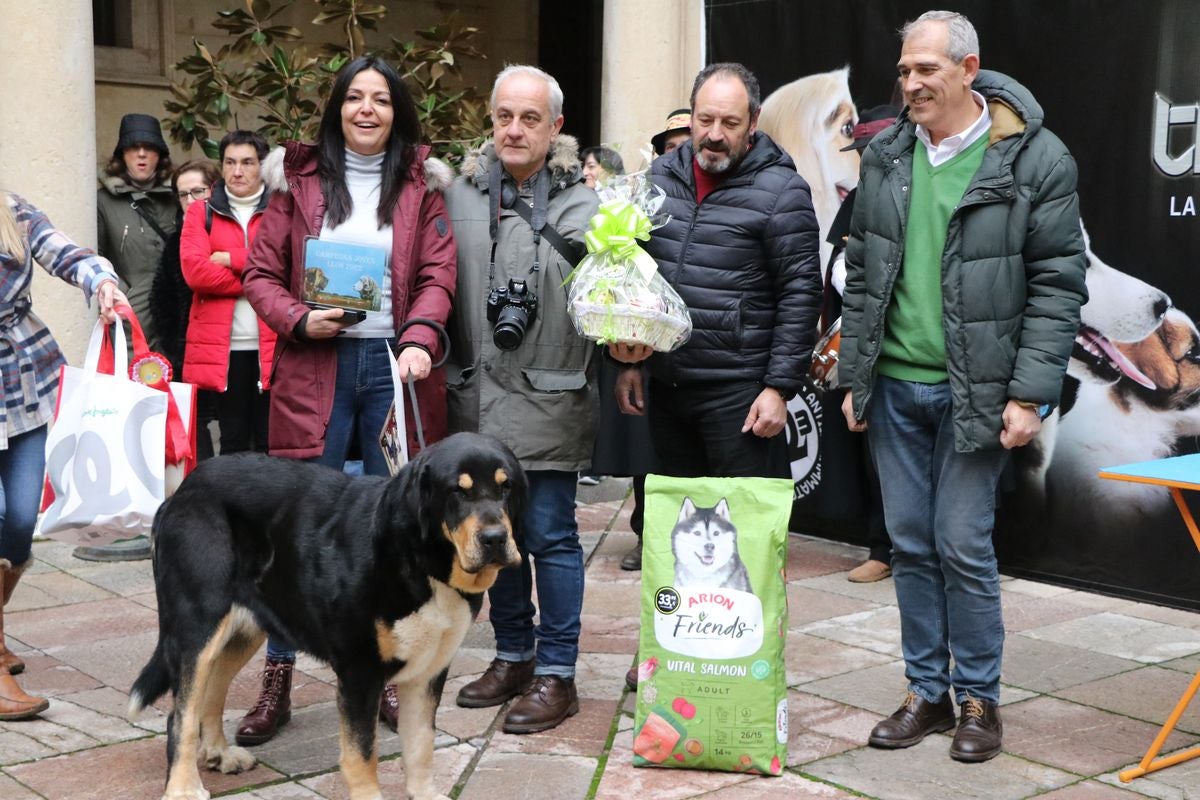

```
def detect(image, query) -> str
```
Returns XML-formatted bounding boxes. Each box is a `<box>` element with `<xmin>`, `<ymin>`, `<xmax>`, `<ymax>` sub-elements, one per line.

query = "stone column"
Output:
<box><xmin>0</xmin><ymin>0</ymin><xmax>99</xmax><ymax>363</ymax></box>
<box><xmin>601</xmin><ymin>0</ymin><xmax>704</xmax><ymax>172</ymax></box>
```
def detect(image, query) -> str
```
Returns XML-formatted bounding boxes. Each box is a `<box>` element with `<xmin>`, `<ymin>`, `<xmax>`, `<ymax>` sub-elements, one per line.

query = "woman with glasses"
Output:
<box><xmin>150</xmin><ymin>159</ymin><xmax>221</xmax><ymax>460</ymax></box>
<box><xmin>180</xmin><ymin>130</ymin><xmax>277</xmax><ymax>458</ymax></box>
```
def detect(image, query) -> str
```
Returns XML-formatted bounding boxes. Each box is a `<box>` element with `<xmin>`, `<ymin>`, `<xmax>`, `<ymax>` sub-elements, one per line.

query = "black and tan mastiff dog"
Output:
<box><xmin>129</xmin><ymin>432</ymin><xmax>525</xmax><ymax>800</ymax></box>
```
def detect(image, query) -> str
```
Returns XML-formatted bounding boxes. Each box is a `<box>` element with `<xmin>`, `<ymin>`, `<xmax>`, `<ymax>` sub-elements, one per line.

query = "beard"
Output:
<box><xmin>694</xmin><ymin>136</ymin><xmax>748</xmax><ymax>175</ymax></box>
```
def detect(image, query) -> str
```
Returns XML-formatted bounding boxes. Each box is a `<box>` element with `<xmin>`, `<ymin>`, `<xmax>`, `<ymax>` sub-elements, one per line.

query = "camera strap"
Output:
<box><xmin>487</xmin><ymin>160</ymin><xmax>585</xmax><ymax>274</ymax></box>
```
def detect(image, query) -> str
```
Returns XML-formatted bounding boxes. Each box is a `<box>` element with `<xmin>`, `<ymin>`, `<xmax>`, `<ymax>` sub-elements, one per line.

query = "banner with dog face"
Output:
<box><xmin>709</xmin><ymin>0</ymin><xmax>1200</xmax><ymax>608</ymax></box>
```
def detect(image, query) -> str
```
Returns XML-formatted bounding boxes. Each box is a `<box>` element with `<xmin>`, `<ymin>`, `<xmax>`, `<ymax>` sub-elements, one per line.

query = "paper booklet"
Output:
<box><xmin>302</xmin><ymin>237</ymin><xmax>388</xmax><ymax>320</ymax></box>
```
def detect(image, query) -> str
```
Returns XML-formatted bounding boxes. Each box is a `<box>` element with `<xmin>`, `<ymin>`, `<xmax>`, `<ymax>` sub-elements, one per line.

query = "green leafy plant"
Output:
<box><xmin>163</xmin><ymin>0</ymin><xmax>488</xmax><ymax>162</ymax></box>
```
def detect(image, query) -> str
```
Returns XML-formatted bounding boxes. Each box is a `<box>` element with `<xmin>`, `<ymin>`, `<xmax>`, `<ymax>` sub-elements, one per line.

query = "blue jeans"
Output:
<box><xmin>866</xmin><ymin>376</ymin><xmax>1009</xmax><ymax>704</ymax></box>
<box><xmin>312</xmin><ymin>337</ymin><xmax>395</xmax><ymax>477</ymax></box>
<box><xmin>268</xmin><ymin>337</ymin><xmax>395</xmax><ymax>663</ymax></box>
<box><xmin>489</xmin><ymin>470</ymin><xmax>583</xmax><ymax>677</ymax></box>
<box><xmin>0</xmin><ymin>425</ymin><xmax>47</xmax><ymax>566</ymax></box>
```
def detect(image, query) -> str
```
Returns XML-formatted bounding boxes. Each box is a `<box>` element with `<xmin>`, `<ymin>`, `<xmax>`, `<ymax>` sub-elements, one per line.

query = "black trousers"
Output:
<box><xmin>647</xmin><ymin>379</ymin><xmax>789</xmax><ymax>480</ymax></box>
<box><xmin>214</xmin><ymin>350</ymin><xmax>270</xmax><ymax>454</ymax></box>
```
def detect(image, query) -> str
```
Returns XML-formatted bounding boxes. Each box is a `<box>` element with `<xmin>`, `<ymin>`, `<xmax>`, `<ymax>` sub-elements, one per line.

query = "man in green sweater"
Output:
<box><xmin>839</xmin><ymin>11</ymin><xmax>1087</xmax><ymax>762</ymax></box>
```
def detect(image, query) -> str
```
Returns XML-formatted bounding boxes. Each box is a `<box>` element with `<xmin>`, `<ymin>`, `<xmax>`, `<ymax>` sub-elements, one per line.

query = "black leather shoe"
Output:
<box><xmin>868</xmin><ymin>691</ymin><xmax>956</xmax><ymax>749</ymax></box>
<box><xmin>620</xmin><ymin>541</ymin><xmax>642</xmax><ymax>571</ymax></box>
<box><xmin>950</xmin><ymin>695</ymin><xmax>1003</xmax><ymax>762</ymax></box>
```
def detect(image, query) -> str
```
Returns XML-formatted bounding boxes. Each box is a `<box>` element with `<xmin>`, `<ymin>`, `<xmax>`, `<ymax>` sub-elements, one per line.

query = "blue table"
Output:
<box><xmin>1099</xmin><ymin>454</ymin><xmax>1200</xmax><ymax>782</ymax></box>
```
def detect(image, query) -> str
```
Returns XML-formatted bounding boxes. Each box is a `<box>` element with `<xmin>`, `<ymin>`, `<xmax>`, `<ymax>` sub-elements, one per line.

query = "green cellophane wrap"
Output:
<box><xmin>567</xmin><ymin>173</ymin><xmax>692</xmax><ymax>351</ymax></box>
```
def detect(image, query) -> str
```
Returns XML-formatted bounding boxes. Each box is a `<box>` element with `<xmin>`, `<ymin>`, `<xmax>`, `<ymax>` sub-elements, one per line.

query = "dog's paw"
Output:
<box><xmin>161</xmin><ymin>788</ymin><xmax>210</xmax><ymax>800</ymax></box>
<box><xmin>201</xmin><ymin>744</ymin><xmax>256</xmax><ymax>774</ymax></box>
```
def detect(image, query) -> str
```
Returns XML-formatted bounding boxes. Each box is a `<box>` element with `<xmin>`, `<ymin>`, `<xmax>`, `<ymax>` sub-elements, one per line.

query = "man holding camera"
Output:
<box><xmin>443</xmin><ymin>65</ymin><xmax>599</xmax><ymax>734</ymax></box>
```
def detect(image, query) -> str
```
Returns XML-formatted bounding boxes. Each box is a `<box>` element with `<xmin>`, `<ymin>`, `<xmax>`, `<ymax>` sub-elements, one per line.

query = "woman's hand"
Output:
<box><xmin>96</xmin><ymin>279</ymin><xmax>128</xmax><ymax>323</ymax></box>
<box><xmin>303</xmin><ymin>308</ymin><xmax>357</xmax><ymax>339</ymax></box>
<box><xmin>396</xmin><ymin>346</ymin><xmax>432</xmax><ymax>381</ymax></box>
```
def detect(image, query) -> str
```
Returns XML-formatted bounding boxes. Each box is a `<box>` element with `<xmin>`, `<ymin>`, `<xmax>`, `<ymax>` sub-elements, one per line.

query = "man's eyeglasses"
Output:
<box><xmin>177</xmin><ymin>187</ymin><xmax>210</xmax><ymax>201</ymax></box>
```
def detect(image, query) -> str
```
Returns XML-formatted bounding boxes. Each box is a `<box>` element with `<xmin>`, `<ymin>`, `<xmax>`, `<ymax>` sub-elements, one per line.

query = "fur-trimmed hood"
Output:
<box><xmin>97</xmin><ymin>170</ymin><xmax>173</xmax><ymax>198</ymax></box>
<box><xmin>260</xmin><ymin>143</ymin><xmax>454</xmax><ymax>196</ymax></box>
<box><xmin>459</xmin><ymin>134</ymin><xmax>583</xmax><ymax>195</ymax></box>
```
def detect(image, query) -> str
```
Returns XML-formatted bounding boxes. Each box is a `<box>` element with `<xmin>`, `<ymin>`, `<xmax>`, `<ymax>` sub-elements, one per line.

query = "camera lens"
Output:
<box><xmin>493</xmin><ymin>305</ymin><xmax>529</xmax><ymax>351</ymax></box>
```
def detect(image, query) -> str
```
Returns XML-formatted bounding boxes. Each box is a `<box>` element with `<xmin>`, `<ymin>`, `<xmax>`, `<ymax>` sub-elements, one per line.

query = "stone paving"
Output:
<box><xmin>3</xmin><ymin>477</ymin><xmax>1200</xmax><ymax>799</ymax></box>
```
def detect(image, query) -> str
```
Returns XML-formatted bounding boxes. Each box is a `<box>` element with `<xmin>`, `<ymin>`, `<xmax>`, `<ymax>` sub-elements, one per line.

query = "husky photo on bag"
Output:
<box><xmin>633</xmin><ymin>474</ymin><xmax>791</xmax><ymax>775</ymax></box>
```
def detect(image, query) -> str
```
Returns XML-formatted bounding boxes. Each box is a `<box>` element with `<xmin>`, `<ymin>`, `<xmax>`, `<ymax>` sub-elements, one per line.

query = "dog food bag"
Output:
<box><xmin>633</xmin><ymin>474</ymin><xmax>792</xmax><ymax>775</ymax></box>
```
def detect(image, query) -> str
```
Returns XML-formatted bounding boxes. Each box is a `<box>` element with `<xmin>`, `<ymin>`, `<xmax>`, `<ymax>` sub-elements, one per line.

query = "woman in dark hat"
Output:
<box><xmin>83</xmin><ymin>113</ymin><xmax>177</xmax><ymax>563</ymax></box>
<box><xmin>96</xmin><ymin>113</ymin><xmax>176</xmax><ymax>354</ymax></box>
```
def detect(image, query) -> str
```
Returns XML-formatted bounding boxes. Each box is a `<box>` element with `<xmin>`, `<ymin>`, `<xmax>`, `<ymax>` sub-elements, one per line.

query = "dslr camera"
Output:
<box><xmin>486</xmin><ymin>278</ymin><xmax>539</xmax><ymax>351</ymax></box>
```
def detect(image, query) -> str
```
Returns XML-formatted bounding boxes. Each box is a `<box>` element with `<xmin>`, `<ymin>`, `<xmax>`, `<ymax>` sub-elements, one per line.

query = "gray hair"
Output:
<box><xmin>900</xmin><ymin>10</ymin><xmax>980</xmax><ymax>63</ymax></box>
<box><xmin>490</xmin><ymin>64</ymin><xmax>564</xmax><ymax>120</ymax></box>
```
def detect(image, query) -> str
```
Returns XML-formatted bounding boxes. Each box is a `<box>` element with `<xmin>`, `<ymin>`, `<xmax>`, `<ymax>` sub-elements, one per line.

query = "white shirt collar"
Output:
<box><xmin>915</xmin><ymin>90</ymin><xmax>991</xmax><ymax>167</ymax></box>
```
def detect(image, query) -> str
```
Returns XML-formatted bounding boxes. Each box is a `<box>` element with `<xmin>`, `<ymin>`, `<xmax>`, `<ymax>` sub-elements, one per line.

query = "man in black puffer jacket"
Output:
<box><xmin>610</xmin><ymin>62</ymin><xmax>822</xmax><ymax>480</ymax></box>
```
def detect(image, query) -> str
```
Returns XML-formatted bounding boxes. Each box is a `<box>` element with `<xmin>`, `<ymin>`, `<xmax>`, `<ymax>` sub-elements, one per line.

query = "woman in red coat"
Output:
<box><xmin>179</xmin><ymin>130</ymin><xmax>277</xmax><ymax>453</ymax></box>
<box><xmin>241</xmin><ymin>56</ymin><xmax>457</xmax><ymax>744</ymax></box>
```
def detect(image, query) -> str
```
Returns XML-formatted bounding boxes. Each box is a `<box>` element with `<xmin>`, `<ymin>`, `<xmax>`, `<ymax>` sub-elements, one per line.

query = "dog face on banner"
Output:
<box><xmin>1069</xmin><ymin>225</ymin><xmax>1170</xmax><ymax>389</ymax></box>
<box><xmin>1027</xmin><ymin>224</ymin><xmax>1200</xmax><ymax>531</ymax></box>
<box><xmin>758</xmin><ymin>66</ymin><xmax>858</xmax><ymax>265</ymax></box>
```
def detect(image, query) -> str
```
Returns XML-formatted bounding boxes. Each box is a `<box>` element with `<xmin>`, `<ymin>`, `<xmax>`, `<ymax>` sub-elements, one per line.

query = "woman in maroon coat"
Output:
<box><xmin>240</xmin><ymin>55</ymin><xmax>457</xmax><ymax>744</ymax></box>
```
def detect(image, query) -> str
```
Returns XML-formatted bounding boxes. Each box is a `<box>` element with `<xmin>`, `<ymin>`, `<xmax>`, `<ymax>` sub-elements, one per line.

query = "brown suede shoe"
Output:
<box><xmin>0</xmin><ymin>672</ymin><xmax>49</xmax><ymax>720</ymax></box>
<box><xmin>950</xmin><ymin>695</ymin><xmax>1003</xmax><ymax>762</ymax></box>
<box><xmin>868</xmin><ymin>691</ymin><xmax>956</xmax><ymax>748</ymax></box>
<box><xmin>235</xmin><ymin>658</ymin><xmax>293</xmax><ymax>745</ymax></box>
<box><xmin>379</xmin><ymin>683</ymin><xmax>399</xmax><ymax>732</ymax></box>
<box><xmin>847</xmin><ymin>558</ymin><xmax>891</xmax><ymax>583</ymax></box>
<box><xmin>456</xmin><ymin>658</ymin><xmax>534</xmax><ymax>708</ymax></box>
<box><xmin>503</xmin><ymin>675</ymin><xmax>579</xmax><ymax>734</ymax></box>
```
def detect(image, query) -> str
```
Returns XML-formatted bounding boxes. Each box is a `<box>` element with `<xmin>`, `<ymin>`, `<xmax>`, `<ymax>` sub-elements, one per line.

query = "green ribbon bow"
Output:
<box><xmin>584</xmin><ymin>199</ymin><xmax>653</xmax><ymax>261</ymax></box>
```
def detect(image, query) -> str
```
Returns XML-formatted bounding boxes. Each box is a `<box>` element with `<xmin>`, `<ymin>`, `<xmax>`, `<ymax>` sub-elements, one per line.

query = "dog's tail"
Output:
<box><xmin>127</xmin><ymin>641</ymin><xmax>171</xmax><ymax>718</ymax></box>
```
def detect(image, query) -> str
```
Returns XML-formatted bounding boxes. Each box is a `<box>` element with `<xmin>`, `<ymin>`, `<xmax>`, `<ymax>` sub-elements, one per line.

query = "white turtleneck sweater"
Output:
<box><xmin>228</xmin><ymin>184</ymin><xmax>265</xmax><ymax>351</ymax></box>
<box><xmin>319</xmin><ymin>149</ymin><xmax>395</xmax><ymax>337</ymax></box>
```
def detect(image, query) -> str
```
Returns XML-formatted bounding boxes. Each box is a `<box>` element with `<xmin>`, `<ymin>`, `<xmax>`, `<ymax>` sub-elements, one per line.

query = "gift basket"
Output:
<box><xmin>567</xmin><ymin>173</ymin><xmax>692</xmax><ymax>351</ymax></box>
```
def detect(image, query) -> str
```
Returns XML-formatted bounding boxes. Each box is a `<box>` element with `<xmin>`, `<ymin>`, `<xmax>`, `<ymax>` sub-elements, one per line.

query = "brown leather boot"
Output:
<box><xmin>0</xmin><ymin>560</ymin><xmax>28</xmax><ymax>676</ymax></box>
<box><xmin>503</xmin><ymin>675</ymin><xmax>579</xmax><ymax>734</ymax></box>
<box><xmin>235</xmin><ymin>658</ymin><xmax>293</xmax><ymax>745</ymax></box>
<box><xmin>0</xmin><ymin>671</ymin><xmax>48</xmax><ymax>720</ymax></box>
<box><xmin>379</xmin><ymin>683</ymin><xmax>399</xmax><ymax>732</ymax></box>
<box><xmin>455</xmin><ymin>658</ymin><xmax>534</xmax><ymax>708</ymax></box>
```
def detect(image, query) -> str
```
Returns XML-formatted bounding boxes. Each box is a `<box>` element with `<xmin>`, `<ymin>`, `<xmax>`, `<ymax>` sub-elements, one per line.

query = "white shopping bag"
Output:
<box><xmin>38</xmin><ymin>319</ymin><xmax>169</xmax><ymax>543</ymax></box>
<box><xmin>378</xmin><ymin>346</ymin><xmax>411</xmax><ymax>477</ymax></box>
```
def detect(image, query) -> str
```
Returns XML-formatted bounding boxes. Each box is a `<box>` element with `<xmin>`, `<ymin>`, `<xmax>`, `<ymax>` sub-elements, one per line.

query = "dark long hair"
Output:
<box><xmin>104</xmin><ymin>150</ymin><xmax>175</xmax><ymax>187</ymax></box>
<box><xmin>318</xmin><ymin>56</ymin><xmax>422</xmax><ymax>229</ymax></box>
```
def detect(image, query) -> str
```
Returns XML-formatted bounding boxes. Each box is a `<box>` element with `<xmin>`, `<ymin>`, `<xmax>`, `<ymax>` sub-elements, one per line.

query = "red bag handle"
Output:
<box><xmin>99</xmin><ymin>304</ymin><xmax>194</xmax><ymax>468</ymax></box>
